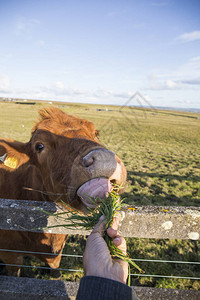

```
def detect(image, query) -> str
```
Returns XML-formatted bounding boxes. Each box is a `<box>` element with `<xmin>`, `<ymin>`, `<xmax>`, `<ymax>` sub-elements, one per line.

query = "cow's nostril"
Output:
<box><xmin>82</xmin><ymin>156</ymin><xmax>94</xmax><ymax>167</ymax></box>
<box><xmin>81</xmin><ymin>149</ymin><xmax>117</xmax><ymax>179</ymax></box>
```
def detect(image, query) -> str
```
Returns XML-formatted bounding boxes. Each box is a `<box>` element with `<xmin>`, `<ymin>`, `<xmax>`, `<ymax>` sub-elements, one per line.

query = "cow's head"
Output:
<box><xmin>1</xmin><ymin>107</ymin><xmax>127</xmax><ymax>211</ymax></box>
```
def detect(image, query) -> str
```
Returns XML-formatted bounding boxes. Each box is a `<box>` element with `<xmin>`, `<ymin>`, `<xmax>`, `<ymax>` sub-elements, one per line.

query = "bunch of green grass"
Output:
<box><xmin>46</xmin><ymin>189</ymin><xmax>143</xmax><ymax>285</ymax></box>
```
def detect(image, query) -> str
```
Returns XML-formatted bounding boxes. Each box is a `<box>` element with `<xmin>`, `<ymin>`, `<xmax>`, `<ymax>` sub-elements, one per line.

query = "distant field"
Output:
<box><xmin>0</xmin><ymin>100</ymin><xmax>200</xmax><ymax>290</ymax></box>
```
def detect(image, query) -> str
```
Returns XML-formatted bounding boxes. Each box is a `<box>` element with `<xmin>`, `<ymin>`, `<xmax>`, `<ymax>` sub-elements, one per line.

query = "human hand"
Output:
<box><xmin>83</xmin><ymin>215</ymin><xmax>129</xmax><ymax>284</ymax></box>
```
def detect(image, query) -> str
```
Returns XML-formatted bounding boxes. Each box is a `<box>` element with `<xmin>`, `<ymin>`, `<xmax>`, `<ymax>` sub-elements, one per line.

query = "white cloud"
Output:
<box><xmin>175</xmin><ymin>56</ymin><xmax>200</xmax><ymax>80</ymax></box>
<box><xmin>0</xmin><ymin>82</ymin><xmax>199</xmax><ymax>109</ymax></box>
<box><xmin>31</xmin><ymin>18</ymin><xmax>40</xmax><ymax>25</ymax></box>
<box><xmin>185</xmin><ymin>100</ymin><xmax>191</xmax><ymax>105</ymax></box>
<box><xmin>143</xmin><ymin>95</ymin><xmax>152</xmax><ymax>102</ymax></box>
<box><xmin>148</xmin><ymin>77</ymin><xmax>200</xmax><ymax>91</ymax></box>
<box><xmin>36</xmin><ymin>40</ymin><xmax>46</xmax><ymax>47</ymax></box>
<box><xmin>15</xmin><ymin>17</ymin><xmax>41</xmax><ymax>36</ymax></box>
<box><xmin>146</xmin><ymin>55</ymin><xmax>200</xmax><ymax>91</ymax></box>
<box><xmin>54</xmin><ymin>81</ymin><xmax>65</xmax><ymax>90</ymax></box>
<box><xmin>44</xmin><ymin>83</ymin><xmax>134</xmax><ymax>101</ymax></box>
<box><xmin>0</xmin><ymin>75</ymin><xmax>11</xmax><ymax>92</ymax></box>
<box><xmin>49</xmin><ymin>83</ymin><xmax>92</xmax><ymax>98</ymax></box>
<box><xmin>148</xmin><ymin>75</ymin><xmax>179</xmax><ymax>90</ymax></box>
<box><xmin>190</xmin><ymin>56</ymin><xmax>200</xmax><ymax>62</ymax></box>
<box><xmin>0</xmin><ymin>53</ymin><xmax>13</xmax><ymax>66</ymax></box>
<box><xmin>166</xmin><ymin>80</ymin><xmax>177</xmax><ymax>89</ymax></box>
<box><xmin>147</xmin><ymin>73</ymin><xmax>158</xmax><ymax>81</ymax></box>
<box><xmin>178</xmin><ymin>30</ymin><xmax>200</xmax><ymax>42</ymax></box>
<box><xmin>0</xmin><ymin>80</ymin><xmax>136</xmax><ymax>105</ymax></box>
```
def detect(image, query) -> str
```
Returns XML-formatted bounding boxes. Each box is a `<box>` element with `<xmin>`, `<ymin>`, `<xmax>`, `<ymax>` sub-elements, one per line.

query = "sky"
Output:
<box><xmin>0</xmin><ymin>0</ymin><xmax>200</xmax><ymax>108</ymax></box>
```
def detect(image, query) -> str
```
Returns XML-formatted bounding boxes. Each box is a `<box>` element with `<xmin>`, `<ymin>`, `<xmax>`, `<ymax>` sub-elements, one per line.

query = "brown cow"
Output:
<box><xmin>0</xmin><ymin>107</ymin><xmax>126</xmax><ymax>277</ymax></box>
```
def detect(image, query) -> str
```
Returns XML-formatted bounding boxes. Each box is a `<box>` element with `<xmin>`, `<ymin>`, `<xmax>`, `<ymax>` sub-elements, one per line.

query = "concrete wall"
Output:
<box><xmin>0</xmin><ymin>198</ymin><xmax>199</xmax><ymax>239</ymax></box>
<box><xmin>0</xmin><ymin>276</ymin><xmax>199</xmax><ymax>300</ymax></box>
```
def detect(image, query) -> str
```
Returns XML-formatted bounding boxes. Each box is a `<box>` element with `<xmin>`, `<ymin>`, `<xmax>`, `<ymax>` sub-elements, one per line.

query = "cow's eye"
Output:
<box><xmin>95</xmin><ymin>130</ymin><xmax>100</xmax><ymax>137</ymax></box>
<box><xmin>35</xmin><ymin>143</ymin><xmax>44</xmax><ymax>152</ymax></box>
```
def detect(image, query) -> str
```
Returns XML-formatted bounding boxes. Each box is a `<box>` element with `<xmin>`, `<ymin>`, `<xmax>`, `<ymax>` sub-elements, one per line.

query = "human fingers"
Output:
<box><xmin>111</xmin><ymin>216</ymin><xmax>119</xmax><ymax>230</ymax></box>
<box><xmin>113</xmin><ymin>236</ymin><xmax>127</xmax><ymax>255</ymax></box>
<box><xmin>91</xmin><ymin>215</ymin><xmax>106</xmax><ymax>236</ymax></box>
<box><xmin>107</xmin><ymin>226</ymin><xmax>127</xmax><ymax>256</ymax></box>
<box><xmin>92</xmin><ymin>216</ymin><xmax>118</xmax><ymax>237</ymax></box>
<box><xmin>107</xmin><ymin>227</ymin><xmax>118</xmax><ymax>239</ymax></box>
<box><xmin>106</xmin><ymin>216</ymin><xmax>119</xmax><ymax>238</ymax></box>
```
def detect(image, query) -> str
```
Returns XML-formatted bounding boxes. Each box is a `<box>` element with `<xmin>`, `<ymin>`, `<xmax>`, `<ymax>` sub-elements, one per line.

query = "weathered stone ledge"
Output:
<box><xmin>0</xmin><ymin>276</ymin><xmax>199</xmax><ymax>300</ymax></box>
<box><xmin>0</xmin><ymin>198</ymin><xmax>199</xmax><ymax>240</ymax></box>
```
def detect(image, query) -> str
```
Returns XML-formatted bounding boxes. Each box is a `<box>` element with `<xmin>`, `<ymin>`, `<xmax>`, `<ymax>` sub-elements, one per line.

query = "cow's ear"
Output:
<box><xmin>0</xmin><ymin>140</ymin><xmax>30</xmax><ymax>170</ymax></box>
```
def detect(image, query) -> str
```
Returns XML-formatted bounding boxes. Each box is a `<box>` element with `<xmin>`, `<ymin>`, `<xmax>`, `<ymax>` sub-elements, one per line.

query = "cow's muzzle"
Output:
<box><xmin>81</xmin><ymin>149</ymin><xmax>117</xmax><ymax>178</ymax></box>
<box><xmin>75</xmin><ymin>148</ymin><xmax>126</xmax><ymax>208</ymax></box>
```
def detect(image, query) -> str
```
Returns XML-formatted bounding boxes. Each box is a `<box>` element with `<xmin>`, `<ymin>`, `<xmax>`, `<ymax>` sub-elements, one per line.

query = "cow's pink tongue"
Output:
<box><xmin>77</xmin><ymin>178</ymin><xmax>112</xmax><ymax>208</ymax></box>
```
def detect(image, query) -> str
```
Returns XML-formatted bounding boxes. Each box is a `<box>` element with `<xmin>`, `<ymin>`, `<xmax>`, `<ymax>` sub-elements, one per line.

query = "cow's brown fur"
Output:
<box><xmin>0</xmin><ymin>107</ymin><xmax>126</xmax><ymax>276</ymax></box>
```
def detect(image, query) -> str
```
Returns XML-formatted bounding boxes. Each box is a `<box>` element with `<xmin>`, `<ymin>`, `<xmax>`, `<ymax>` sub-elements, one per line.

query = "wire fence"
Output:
<box><xmin>0</xmin><ymin>248</ymin><xmax>199</xmax><ymax>281</ymax></box>
<box><xmin>0</xmin><ymin>198</ymin><xmax>199</xmax><ymax>287</ymax></box>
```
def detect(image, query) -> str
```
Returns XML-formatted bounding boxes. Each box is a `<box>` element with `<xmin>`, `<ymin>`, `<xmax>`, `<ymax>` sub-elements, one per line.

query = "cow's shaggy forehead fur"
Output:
<box><xmin>32</xmin><ymin>107</ymin><xmax>98</xmax><ymax>140</ymax></box>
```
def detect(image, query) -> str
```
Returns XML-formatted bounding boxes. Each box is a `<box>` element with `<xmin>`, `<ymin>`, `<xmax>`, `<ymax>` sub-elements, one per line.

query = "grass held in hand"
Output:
<box><xmin>47</xmin><ymin>189</ymin><xmax>143</xmax><ymax>284</ymax></box>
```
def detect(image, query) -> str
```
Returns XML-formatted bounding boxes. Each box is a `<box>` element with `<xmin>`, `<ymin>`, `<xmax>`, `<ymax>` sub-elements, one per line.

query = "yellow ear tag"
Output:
<box><xmin>4</xmin><ymin>157</ymin><xmax>18</xmax><ymax>169</ymax></box>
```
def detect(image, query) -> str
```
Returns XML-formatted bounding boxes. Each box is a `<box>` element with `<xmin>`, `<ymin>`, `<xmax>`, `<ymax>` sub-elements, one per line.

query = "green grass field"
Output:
<box><xmin>0</xmin><ymin>100</ymin><xmax>200</xmax><ymax>290</ymax></box>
